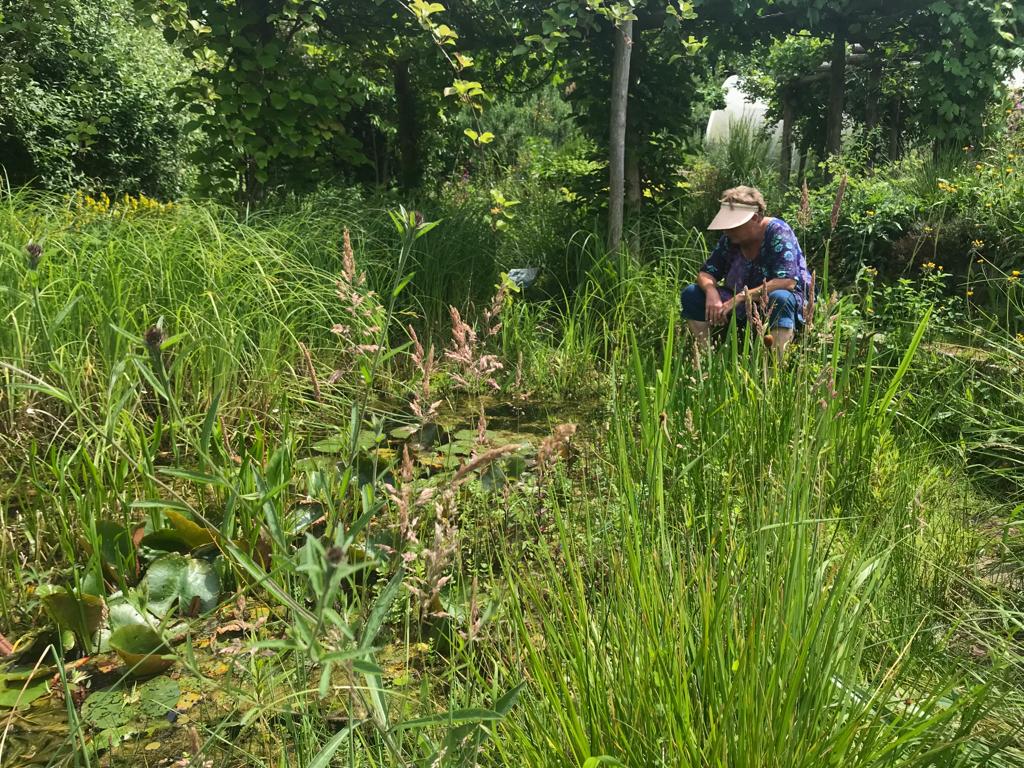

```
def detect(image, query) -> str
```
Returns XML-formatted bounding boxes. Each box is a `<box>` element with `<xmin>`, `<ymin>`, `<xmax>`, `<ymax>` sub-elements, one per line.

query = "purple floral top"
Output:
<box><xmin>700</xmin><ymin>218</ymin><xmax>811</xmax><ymax>318</ymax></box>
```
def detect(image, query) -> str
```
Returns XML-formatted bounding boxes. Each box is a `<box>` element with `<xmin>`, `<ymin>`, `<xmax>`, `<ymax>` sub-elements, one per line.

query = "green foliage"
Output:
<box><xmin>142</xmin><ymin>0</ymin><xmax>365</xmax><ymax>200</ymax></box>
<box><xmin>0</xmin><ymin>0</ymin><xmax>188</xmax><ymax>195</ymax></box>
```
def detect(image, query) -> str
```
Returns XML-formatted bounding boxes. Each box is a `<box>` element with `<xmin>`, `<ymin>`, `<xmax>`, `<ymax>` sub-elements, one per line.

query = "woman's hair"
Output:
<box><xmin>720</xmin><ymin>186</ymin><xmax>766</xmax><ymax>215</ymax></box>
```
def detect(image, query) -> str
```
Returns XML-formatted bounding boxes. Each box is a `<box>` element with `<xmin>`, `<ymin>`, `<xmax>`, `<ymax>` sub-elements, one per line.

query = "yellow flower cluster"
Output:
<box><xmin>1017</xmin><ymin>333</ymin><xmax>1024</xmax><ymax>343</ymax></box>
<box><xmin>936</xmin><ymin>180</ymin><xmax>958</xmax><ymax>193</ymax></box>
<box><xmin>971</xmin><ymin>239</ymin><xmax>985</xmax><ymax>249</ymax></box>
<box><xmin>72</xmin><ymin>190</ymin><xmax>175</xmax><ymax>219</ymax></box>
<box><xmin>922</xmin><ymin>261</ymin><xmax>937</xmax><ymax>270</ymax></box>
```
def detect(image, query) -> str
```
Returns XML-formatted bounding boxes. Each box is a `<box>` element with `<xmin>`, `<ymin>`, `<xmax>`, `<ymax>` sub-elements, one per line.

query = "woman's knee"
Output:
<box><xmin>680</xmin><ymin>284</ymin><xmax>705</xmax><ymax>320</ymax></box>
<box><xmin>766</xmin><ymin>289</ymin><xmax>798</xmax><ymax>329</ymax></box>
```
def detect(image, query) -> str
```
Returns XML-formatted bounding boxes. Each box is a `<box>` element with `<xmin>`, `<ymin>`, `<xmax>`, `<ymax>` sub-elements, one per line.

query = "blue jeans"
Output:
<box><xmin>680</xmin><ymin>284</ymin><xmax>800</xmax><ymax>330</ymax></box>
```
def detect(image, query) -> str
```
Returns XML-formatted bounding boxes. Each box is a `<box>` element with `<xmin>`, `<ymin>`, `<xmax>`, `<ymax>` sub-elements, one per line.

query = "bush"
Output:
<box><xmin>0</xmin><ymin>1</ymin><xmax>189</xmax><ymax>197</ymax></box>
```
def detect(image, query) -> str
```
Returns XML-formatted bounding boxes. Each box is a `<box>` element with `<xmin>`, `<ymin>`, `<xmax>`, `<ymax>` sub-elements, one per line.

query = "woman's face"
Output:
<box><xmin>725</xmin><ymin>213</ymin><xmax>763</xmax><ymax>247</ymax></box>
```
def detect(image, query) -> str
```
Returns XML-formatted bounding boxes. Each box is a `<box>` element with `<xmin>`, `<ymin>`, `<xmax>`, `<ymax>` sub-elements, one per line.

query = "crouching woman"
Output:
<box><xmin>681</xmin><ymin>186</ymin><xmax>811</xmax><ymax>360</ymax></box>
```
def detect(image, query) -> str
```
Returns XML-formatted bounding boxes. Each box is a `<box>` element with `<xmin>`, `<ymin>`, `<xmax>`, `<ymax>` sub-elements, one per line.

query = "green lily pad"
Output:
<box><xmin>141</xmin><ymin>554</ymin><xmax>220</xmax><ymax>618</ymax></box>
<box><xmin>109</xmin><ymin>625</ymin><xmax>175</xmax><ymax>679</ymax></box>
<box><xmin>40</xmin><ymin>588</ymin><xmax>105</xmax><ymax>649</ymax></box>
<box><xmin>0</xmin><ymin>679</ymin><xmax>50</xmax><ymax>710</ymax></box>
<box><xmin>0</xmin><ymin>665</ymin><xmax>56</xmax><ymax>684</ymax></box>
<box><xmin>389</xmin><ymin>424</ymin><xmax>419</xmax><ymax>440</ymax></box>
<box><xmin>138</xmin><ymin>530</ymin><xmax>192</xmax><ymax>554</ymax></box>
<box><xmin>82</xmin><ymin>677</ymin><xmax>180</xmax><ymax>730</ymax></box>
<box><xmin>107</xmin><ymin>593</ymin><xmax>161</xmax><ymax>633</ymax></box>
<box><xmin>312</xmin><ymin>429</ymin><xmax>381</xmax><ymax>454</ymax></box>
<box><xmin>164</xmin><ymin>510</ymin><xmax>215</xmax><ymax>549</ymax></box>
<box><xmin>446</xmin><ymin>440</ymin><xmax>475</xmax><ymax>456</ymax></box>
<box><xmin>91</xmin><ymin>724</ymin><xmax>142</xmax><ymax>753</ymax></box>
<box><xmin>453</xmin><ymin>429</ymin><xmax>496</xmax><ymax>443</ymax></box>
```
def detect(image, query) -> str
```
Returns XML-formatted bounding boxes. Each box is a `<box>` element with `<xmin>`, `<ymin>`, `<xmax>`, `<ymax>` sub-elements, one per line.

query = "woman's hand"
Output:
<box><xmin>705</xmin><ymin>293</ymin><xmax>734</xmax><ymax>326</ymax></box>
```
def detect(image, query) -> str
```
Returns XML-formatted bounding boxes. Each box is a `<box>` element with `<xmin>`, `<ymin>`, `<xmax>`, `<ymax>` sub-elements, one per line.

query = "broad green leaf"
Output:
<box><xmin>40</xmin><ymin>589</ymin><xmax>104</xmax><ymax>648</ymax></box>
<box><xmin>142</xmin><ymin>554</ymin><xmax>220</xmax><ymax>617</ymax></box>
<box><xmin>109</xmin><ymin>624</ymin><xmax>175</xmax><ymax>678</ymax></box>
<box><xmin>0</xmin><ymin>680</ymin><xmax>50</xmax><ymax>710</ymax></box>
<box><xmin>164</xmin><ymin>509</ymin><xmax>215</xmax><ymax>549</ymax></box>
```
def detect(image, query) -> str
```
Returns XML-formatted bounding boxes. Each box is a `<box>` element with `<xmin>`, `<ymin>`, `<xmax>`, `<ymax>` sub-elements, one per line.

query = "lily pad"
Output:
<box><xmin>389</xmin><ymin>424</ymin><xmax>419</xmax><ymax>440</ymax></box>
<box><xmin>82</xmin><ymin>677</ymin><xmax>180</xmax><ymax>730</ymax></box>
<box><xmin>141</xmin><ymin>554</ymin><xmax>220</xmax><ymax>618</ymax></box>
<box><xmin>453</xmin><ymin>428</ymin><xmax>497</xmax><ymax>443</ymax></box>
<box><xmin>109</xmin><ymin>625</ymin><xmax>175</xmax><ymax>678</ymax></box>
<box><xmin>138</xmin><ymin>530</ymin><xmax>192</xmax><ymax>555</ymax></box>
<box><xmin>0</xmin><ymin>679</ymin><xmax>50</xmax><ymax>710</ymax></box>
<box><xmin>40</xmin><ymin>588</ymin><xmax>105</xmax><ymax>649</ymax></box>
<box><xmin>164</xmin><ymin>510</ymin><xmax>215</xmax><ymax>549</ymax></box>
<box><xmin>312</xmin><ymin>429</ymin><xmax>381</xmax><ymax>454</ymax></box>
<box><xmin>446</xmin><ymin>440</ymin><xmax>475</xmax><ymax>457</ymax></box>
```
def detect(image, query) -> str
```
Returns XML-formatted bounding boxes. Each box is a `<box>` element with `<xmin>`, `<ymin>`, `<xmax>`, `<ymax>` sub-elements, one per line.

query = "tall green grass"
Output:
<box><xmin>1</xmin><ymin>188</ymin><xmax>1022</xmax><ymax>766</ymax></box>
<box><xmin>494</xmin><ymin>310</ymin><xmax>1022</xmax><ymax>766</ymax></box>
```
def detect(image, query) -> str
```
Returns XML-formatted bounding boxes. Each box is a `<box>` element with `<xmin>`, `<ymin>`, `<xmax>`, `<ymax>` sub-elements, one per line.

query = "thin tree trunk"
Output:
<box><xmin>888</xmin><ymin>95</ymin><xmax>902</xmax><ymax>161</ymax></box>
<box><xmin>394</xmin><ymin>58</ymin><xmax>421</xmax><ymax>190</ymax></box>
<box><xmin>607</xmin><ymin>19</ymin><xmax>633</xmax><ymax>253</ymax></box>
<box><xmin>865</xmin><ymin>56</ymin><xmax>882</xmax><ymax>168</ymax></box>
<box><xmin>798</xmin><ymin>137</ymin><xmax>810</xmax><ymax>182</ymax></box>
<box><xmin>780</xmin><ymin>89</ymin><xmax>794</xmax><ymax>189</ymax></box>
<box><xmin>622</xmin><ymin>148</ymin><xmax>638</xmax><ymax>215</ymax></box>
<box><xmin>825</xmin><ymin>32</ymin><xmax>846</xmax><ymax>163</ymax></box>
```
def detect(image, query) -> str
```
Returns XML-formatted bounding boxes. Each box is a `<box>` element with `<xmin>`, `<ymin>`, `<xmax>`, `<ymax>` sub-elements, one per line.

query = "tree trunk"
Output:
<box><xmin>865</xmin><ymin>56</ymin><xmax>882</xmax><ymax>168</ymax></box>
<box><xmin>780</xmin><ymin>89</ymin><xmax>794</xmax><ymax>189</ymax></box>
<box><xmin>607</xmin><ymin>19</ymin><xmax>633</xmax><ymax>253</ymax></box>
<box><xmin>825</xmin><ymin>32</ymin><xmax>846</xmax><ymax>163</ymax></box>
<box><xmin>393</xmin><ymin>58</ymin><xmax>421</xmax><ymax>191</ymax></box>
<box><xmin>888</xmin><ymin>95</ymin><xmax>902</xmax><ymax>161</ymax></box>
<box><xmin>625</xmin><ymin>148</ymin><xmax>641</xmax><ymax>215</ymax></box>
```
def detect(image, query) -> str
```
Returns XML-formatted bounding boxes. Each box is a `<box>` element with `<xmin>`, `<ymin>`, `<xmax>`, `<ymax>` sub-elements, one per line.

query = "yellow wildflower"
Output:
<box><xmin>972</xmin><ymin>239</ymin><xmax>984</xmax><ymax>249</ymax></box>
<box><xmin>923</xmin><ymin>261</ymin><xmax>936</xmax><ymax>270</ymax></box>
<box><xmin>966</xmin><ymin>290</ymin><xmax>974</xmax><ymax>297</ymax></box>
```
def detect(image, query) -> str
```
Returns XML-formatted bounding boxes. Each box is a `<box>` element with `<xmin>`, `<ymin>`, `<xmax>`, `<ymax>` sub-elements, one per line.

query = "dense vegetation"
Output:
<box><xmin>1</xmin><ymin>1</ymin><xmax>1024</xmax><ymax>766</ymax></box>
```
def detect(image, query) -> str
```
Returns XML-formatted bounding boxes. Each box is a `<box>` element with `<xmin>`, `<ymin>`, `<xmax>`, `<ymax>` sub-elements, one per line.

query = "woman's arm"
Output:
<box><xmin>735</xmin><ymin>277</ymin><xmax>797</xmax><ymax>304</ymax></box>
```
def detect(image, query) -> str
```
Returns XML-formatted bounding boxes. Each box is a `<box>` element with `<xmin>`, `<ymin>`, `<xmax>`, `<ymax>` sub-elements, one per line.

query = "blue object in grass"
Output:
<box><xmin>508</xmin><ymin>267</ymin><xmax>539</xmax><ymax>288</ymax></box>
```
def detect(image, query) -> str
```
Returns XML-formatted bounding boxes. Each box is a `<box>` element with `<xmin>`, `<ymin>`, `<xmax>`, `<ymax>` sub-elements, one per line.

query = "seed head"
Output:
<box><xmin>144</xmin><ymin>323</ymin><xmax>166</xmax><ymax>351</ymax></box>
<box><xmin>26</xmin><ymin>242</ymin><xmax>42</xmax><ymax>270</ymax></box>
<box><xmin>326</xmin><ymin>546</ymin><xmax>345</xmax><ymax>566</ymax></box>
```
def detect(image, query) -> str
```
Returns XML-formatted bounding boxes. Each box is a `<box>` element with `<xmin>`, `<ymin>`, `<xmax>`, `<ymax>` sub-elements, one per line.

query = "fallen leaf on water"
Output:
<box><xmin>214</xmin><ymin>616</ymin><xmax>267</xmax><ymax>637</ymax></box>
<box><xmin>176</xmin><ymin>690</ymin><xmax>202</xmax><ymax>712</ymax></box>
